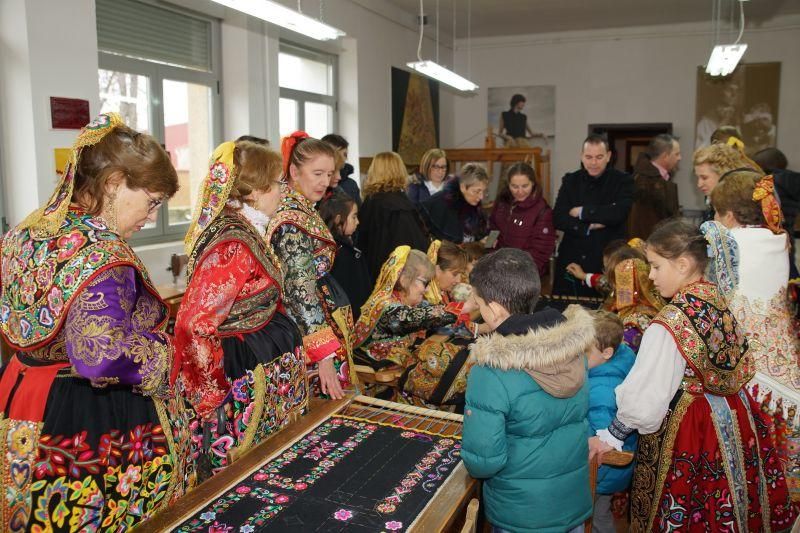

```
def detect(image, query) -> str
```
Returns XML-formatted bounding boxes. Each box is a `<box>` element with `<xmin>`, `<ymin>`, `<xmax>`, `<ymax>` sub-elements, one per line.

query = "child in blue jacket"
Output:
<box><xmin>586</xmin><ymin>310</ymin><xmax>637</xmax><ymax>533</ymax></box>
<box><xmin>462</xmin><ymin>249</ymin><xmax>595</xmax><ymax>533</ymax></box>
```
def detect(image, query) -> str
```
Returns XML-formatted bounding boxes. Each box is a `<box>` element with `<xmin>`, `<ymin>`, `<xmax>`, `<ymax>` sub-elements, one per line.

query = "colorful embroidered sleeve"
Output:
<box><xmin>270</xmin><ymin>223</ymin><xmax>340</xmax><ymax>362</ymax></box>
<box><xmin>174</xmin><ymin>241</ymin><xmax>265</xmax><ymax>418</ymax></box>
<box><xmin>64</xmin><ymin>265</ymin><xmax>170</xmax><ymax>396</ymax></box>
<box><xmin>378</xmin><ymin>302</ymin><xmax>459</xmax><ymax>336</ymax></box>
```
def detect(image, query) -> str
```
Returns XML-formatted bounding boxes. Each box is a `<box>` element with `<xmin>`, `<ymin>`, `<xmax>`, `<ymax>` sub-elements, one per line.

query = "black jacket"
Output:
<box><xmin>419</xmin><ymin>179</ymin><xmax>489</xmax><ymax>244</ymax></box>
<box><xmin>357</xmin><ymin>191</ymin><xmax>430</xmax><ymax>282</ymax></box>
<box><xmin>552</xmin><ymin>166</ymin><xmax>633</xmax><ymax>296</ymax></box>
<box><xmin>331</xmin><ymin>237</ymin><xmax>372</xmax><ymax>320</ymax></box>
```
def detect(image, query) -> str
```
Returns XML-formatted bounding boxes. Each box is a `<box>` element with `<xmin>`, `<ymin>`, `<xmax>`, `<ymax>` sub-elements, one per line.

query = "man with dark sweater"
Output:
<box><xmin>553</xmin><ymin>135</ymin><xmax>633</xmax><ymax>297</ymax></box>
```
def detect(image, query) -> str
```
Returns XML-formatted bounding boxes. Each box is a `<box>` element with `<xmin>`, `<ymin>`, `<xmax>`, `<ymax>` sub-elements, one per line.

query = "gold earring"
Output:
<box><xmin>102</xmin><ymin>192</ymin><xmax>118</xmax><ymax>232</ymax></box>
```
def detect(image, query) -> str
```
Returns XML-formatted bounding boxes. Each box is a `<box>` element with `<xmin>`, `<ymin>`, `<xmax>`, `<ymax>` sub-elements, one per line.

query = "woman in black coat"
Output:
<box><xmin>420</xmin><ymin>162</ymin><xmax>490</xmax><ymax>244</ymax></box>
<box><xmin>358</xmin><ymin>152</ymin><xmax>430</xmax><ymax>282</ymax></box>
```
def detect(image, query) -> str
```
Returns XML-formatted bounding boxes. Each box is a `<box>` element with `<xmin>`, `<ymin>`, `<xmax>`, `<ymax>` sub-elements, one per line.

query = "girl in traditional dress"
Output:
<box><xmin>604</xmin><ymin>246</ymin><xmax>665</xmax><ymax>352</ymax></box>
<box><xmin>589</xmin><ymin>218</ymin><xmax>796</xmax><ymax>531</ymax></box>
<box><xmin>352</xmin><ymin>246</ymin><xmax>462</xmax><ymax>369</ymax></box>
<box><xmin>0</xmin><ymin>113</ymin><xmax>193</xmax><ymax>531</ymax></box>
<box><xmin>423</xmin><ymin>240</ymin><xmax>467</xmax><ymax>306</ymax></box>
<box><xmin>172</xmin><ymin>140</ymin><xmax>308</xmax><ymax>475</ymax></box>
<box><xmin>267</xmin><ymin>132</ymin><xmax>355</xmax><ymax>399</ymax></box>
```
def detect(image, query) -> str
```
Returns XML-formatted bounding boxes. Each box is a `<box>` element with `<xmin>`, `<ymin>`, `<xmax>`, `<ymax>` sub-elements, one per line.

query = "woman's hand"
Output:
<box><xmin>318</xmin><ymin>357</ymin><xmax>345</xmax><ymax>400</ymax></box>
<box><xmin>566</xmin><ymin>263</ymin><xmax>587</xmax><ymax>281</ymax></box>
<box><xmin>588</xmin><ymin>436</ymin><xmax>614</xmax><ymax>463</ymax></box>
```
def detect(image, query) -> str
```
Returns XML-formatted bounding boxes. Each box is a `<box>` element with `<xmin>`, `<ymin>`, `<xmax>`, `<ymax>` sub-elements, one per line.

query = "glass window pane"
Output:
<box><xmin>163</xmin><ymin>79</ymin><xmax>213</xmax><ymax>226</ymax></box>
<box><xmin>304</xmin><ymin>102</ymin><xmax>333</xmax><ymax>140</ymax></box>
<box><xmin>98</xmin><ymin>69</ymin><xmax>151</xmax><ymax>133</ymax></box>
<box><xmin>279</xmin><ymin>98</ymin><xmax>298</xmax><ymax>138</ymax></box>
<box><xmin>279</xmin><ymin>52</ymin><xmax>332</xmax><ymax>95</ymax></box>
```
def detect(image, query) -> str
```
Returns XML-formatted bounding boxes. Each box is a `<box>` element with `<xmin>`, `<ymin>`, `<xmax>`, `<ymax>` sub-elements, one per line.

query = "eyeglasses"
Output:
<box><xmin>431</xmin><ymin>164</ymin><xmax>448</xmax><ymax>170</ymax></box>
<box><xmin>415</xmin><ymin>277</ymin><xmax>430</xmax><ymax>287</ymax></box>
<box><xmin>143</xmin><ymin>190</ymin><xmax>164</xmax><ymax>214</ymax></box>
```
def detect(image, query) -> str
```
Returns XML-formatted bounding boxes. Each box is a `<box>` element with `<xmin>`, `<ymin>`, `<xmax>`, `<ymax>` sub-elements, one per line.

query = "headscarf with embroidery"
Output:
<box><xmin>424</xmin><ymin>240</ymin><xmax>444</xmax><ymax>305</ymax></box>
<box><xmin>752</xmin><ymin>175</ymin><xmax>784</xmax><ymax>235</ymax></box>
<box><xmin>184</xmin><ymin>141</ymin><xmax>237</xmax><ymax>256</ymax></box>
<box><xmin>353</xmin><ymin>245</ymin><xmax>411</xmax><ymax>347</ymax></box>
<box><xmin>20</xmin><ymin>112</ymin><xmax>125</xmax><ymax>239</ymax></box>
<box><xmin>700</xmin><ymin>220</ymin><xmax>739</xmax><ymax>304</ymax></box>
<box><xmin>613</xmin><ymin>258</ymin><xmax>665</xmax><ymax>314</ymax></box>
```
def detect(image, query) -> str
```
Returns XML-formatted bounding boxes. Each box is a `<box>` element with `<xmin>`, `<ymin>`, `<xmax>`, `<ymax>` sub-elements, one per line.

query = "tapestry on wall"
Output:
<box><xmin>175</xmin><ymin>415</ymin><xmax>462</xmax><ymax>532</ymax></box>
<box><xmin>694</xmin><ymin>62</ymin><xmax>781</xmax><ymax>153</ymax></box>
<box><xmin>392</xmin><ymin>67</ymin><xmax>440</xmax><ymax>166</ymax></box>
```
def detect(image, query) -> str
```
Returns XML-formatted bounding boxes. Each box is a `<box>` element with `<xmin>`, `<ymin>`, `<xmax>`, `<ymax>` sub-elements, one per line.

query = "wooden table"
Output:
<box><xmin>139</xmin><ymin>395</ymin><xmax>477</xmax><ymax>532</ymax></box>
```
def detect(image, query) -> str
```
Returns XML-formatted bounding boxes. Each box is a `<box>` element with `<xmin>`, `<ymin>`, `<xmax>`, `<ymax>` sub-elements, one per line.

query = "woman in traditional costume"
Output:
<box><xmin>709</xmin><ymin>172</ymin><xmax>800</xmax><ymax>500</ymax></box>
<box><xmin>590</xmin><ymin>218</ymin><xmax>797</xmax><ymax>531</ymax></box>
<box><xmin>604</xmin><ymin>246</ymin><xmax>665</xmax><ymax>352</ymax></box>
<box><xmin>172</xmin><ymin>140</ymin><xmax>308</xmax><ymax>475</ymax></box>
<box><xmin>0</xmin><ymin>113</ymin><xmax>193</xmax><ymax>531</ymax></box>
<box><xmin>423</xmin><ymin>240</ymin><xmax>466</xmax><ymax>306</ymax></box>
<box><xmin>267</xmin><ymin>132</ymin><xmax>355</xmax><ymax>399</ymax></box>
<box><xmin>352</xmin><ymin>246</ymin><xmax>462</xmax><ymax>369</ymax></box>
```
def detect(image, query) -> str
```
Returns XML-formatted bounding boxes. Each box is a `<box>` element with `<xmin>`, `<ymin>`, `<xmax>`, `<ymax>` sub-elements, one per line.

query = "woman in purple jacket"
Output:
<box><xmin>490</xmin><ymin>162</ymin><xmax>556</xmax><ymax>277</ymax></box>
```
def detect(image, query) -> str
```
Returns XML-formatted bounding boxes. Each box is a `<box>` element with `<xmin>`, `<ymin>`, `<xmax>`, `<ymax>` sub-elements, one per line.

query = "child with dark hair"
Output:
<box><xmin>319</xmin><ymin>192</ymin><xmax>371</xmax><ymax>320</ymax></box>
<box><xmin>462</xmin><ymin>248</ymin><xmax>595</xmax><ymax>533</ymax></box>
<box><xmin>566</xmin><ymin>238</ymin><xmax>628</xmax><ymax>298</ymax></box>
<box><xmin>321</xmin><ymin>133</ymin><xmax>361</xmax><ymax>207</ymax></box>
<box><xmin>590</xmin><ymin>218</ymin><xmax>796</xmax><ymax>531</ymax></box>
<box><xmin>586</xmin><ymin>311</ymin><xmax>637</xmax><ymax>533</ymax></box>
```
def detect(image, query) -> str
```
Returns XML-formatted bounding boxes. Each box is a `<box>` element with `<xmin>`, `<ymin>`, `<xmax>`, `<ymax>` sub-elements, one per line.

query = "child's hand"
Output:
<box><xmin>566</xmin><ymin>263</ymin><xmax>587</xmax><ymax>281</ymax></box>
<box><xmin>588</xmin><ymin>436</ymin><xmax>614</xmax><ymax>463</ymax></box>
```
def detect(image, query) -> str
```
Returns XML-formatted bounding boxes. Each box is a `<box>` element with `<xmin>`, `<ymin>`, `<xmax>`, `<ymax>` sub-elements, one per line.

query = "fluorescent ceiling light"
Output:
<box><xmin>705</xmin><ymin>44</ymin><xmax>747</xmax><ymax>76</ymax></box>
<box><xmin>211</xmin><ymin>0</ymin><xmax>345</xmax><ymax>41</ymax></box>
<box><xmin>407</xmin><ymin>61</ymin><xmax>479</xmax><ymax>92</ymax></box>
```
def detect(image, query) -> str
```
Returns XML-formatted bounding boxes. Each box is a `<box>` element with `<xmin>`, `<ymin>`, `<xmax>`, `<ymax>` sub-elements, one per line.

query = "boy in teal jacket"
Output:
<box><xmin>462</xmin><ymin>249</ymin><xmax>595</xmax><ymax>533</ymax></box>
<box><xmin>586</xmin><ymin>310</ymin><xmax>637</xmax><ymax>533</ymax></box>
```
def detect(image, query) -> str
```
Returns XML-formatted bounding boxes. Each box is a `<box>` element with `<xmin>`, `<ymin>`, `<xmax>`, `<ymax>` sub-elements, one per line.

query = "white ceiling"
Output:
<box><xmin>383</xmin><ymin>0</ymin><xmax>800</xmax><ymax>38</ymax></box>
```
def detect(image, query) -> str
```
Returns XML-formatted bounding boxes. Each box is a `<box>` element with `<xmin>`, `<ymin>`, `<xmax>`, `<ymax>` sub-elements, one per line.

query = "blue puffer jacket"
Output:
<box><xmin>587</xmin><ymin>343</ymin><xmax>638</xmax><ymax>494</ymax></box>
<box><xmin>462</xmin><ymin>305</ymin><xmax>595</xmax><ymax>533</ymax></box>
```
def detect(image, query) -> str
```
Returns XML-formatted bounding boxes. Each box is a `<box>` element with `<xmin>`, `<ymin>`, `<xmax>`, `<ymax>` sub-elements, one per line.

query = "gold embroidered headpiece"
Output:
<box><xmin>424</xmin><ymin>240</ymin><xmax>443</xmax><ymax>305</ymax></box>
<box><xmin>184</xmin><ymin>141</ymin><xmax>237</xmax><ymax>256</ymax></box>
<box><xmin>19</xmin><ymin>112</ymin><xmax>125</xmax><ymax>238</ymax></box>
<box><xmin>752</xmin><ymin>175</ymin><xmax>784</xmax><ymax>235</ymax></box>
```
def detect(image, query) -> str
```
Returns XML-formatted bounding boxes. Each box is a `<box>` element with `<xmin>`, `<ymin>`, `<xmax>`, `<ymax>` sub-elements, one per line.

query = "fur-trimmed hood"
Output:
<box><xmin>470</xmin><ymin>305</ymin><xmax>596</xmax><ymax>398</ymax></box>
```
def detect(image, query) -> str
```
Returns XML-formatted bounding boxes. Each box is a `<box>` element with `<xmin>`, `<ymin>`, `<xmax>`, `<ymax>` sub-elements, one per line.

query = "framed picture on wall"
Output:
<box><xmin>694</xmin><ymin>62</ymin><xmax>781</xmax><ymax>153</ymax></box>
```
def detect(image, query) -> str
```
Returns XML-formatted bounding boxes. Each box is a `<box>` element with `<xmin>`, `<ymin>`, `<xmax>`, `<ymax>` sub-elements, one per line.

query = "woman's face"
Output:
<box><xmin>342</xmin><ymin>203</ymin><xmax>359</xmax><ymax>237</ymax></box>
<box><xmin>401</xmin><ymin>271</ymin><xmax>429</xmax><ymax>307</ymax></box>
<box><xmin>290</xmin><ymin>154</ymin><xmax>335</xmax><ymax>203</ymax></box>
<box><xmin>108</xmin><ymin>179</ymin><xmax>164</xmax><ymax>240</ymax></box>
<box><xmin>460</xmin><ymin>182</ymin><xmax>487</xmax><ymax>206</ymax></box>
<box><xmin>508</xmin><ymin>173</ymin><xmax>534</xmax><ymax>203</ymax></box>
<box><xmin>514</xmin><ymin>100</ymin><xmax>526</xmax><ymax>112</ymax></box>
<box><xmin>428</xmin><ymin>157</ymin><xmax>448</xmax><ymax>184</ymax></box>
<box><xmin>695</xmin><ymin>163</ymin><xmax>721</xmax><ymax>196</ymax></box>
<box><xmin>435</xmin><ymin>265</ymin><xmax>462</xmax><ymax>292</ymax></box>
<box><xmin>245</xmin><ymin>183</ymin><xmax>282</xmax><ymax>218</ymax></box>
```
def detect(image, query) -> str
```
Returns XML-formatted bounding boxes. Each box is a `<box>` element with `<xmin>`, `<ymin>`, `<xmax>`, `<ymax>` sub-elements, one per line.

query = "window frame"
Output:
<box><xmin>97</xmin><ymin>8</ymin><xmax>222</xmax><ymax>246</ymax></box>
<box><xmin>278</xmin><ymin>43</ymin><xmax>339</xmax><ymax>137</ymax></box>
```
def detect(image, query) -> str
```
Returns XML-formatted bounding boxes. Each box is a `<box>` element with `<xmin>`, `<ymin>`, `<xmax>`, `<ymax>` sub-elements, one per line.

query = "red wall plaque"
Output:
<box><xmin>50</xmin><ymin>97</ymin><xmax>91</xmax><ymax>129</ymax></box>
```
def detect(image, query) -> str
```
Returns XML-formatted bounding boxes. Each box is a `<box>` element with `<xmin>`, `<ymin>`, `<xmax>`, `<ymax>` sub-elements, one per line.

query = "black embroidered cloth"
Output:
<box><xmin>175</xmin><ymin>416</ymin><xmax>462</xmax><ymax>532</ymax></box>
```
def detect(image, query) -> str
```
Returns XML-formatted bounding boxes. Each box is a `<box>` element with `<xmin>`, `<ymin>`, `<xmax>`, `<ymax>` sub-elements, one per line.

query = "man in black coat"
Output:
<box><xmin>552</xmin><ymin>134</ymin><xmax>634</xmax><ymax>296</ymax></box>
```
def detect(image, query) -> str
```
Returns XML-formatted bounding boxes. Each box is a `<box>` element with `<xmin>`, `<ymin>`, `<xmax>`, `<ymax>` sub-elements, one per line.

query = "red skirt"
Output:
<box><xmin>631</xmin><ymin>388</ymin><xmax>797</xmax><ymax>532</ymax></box>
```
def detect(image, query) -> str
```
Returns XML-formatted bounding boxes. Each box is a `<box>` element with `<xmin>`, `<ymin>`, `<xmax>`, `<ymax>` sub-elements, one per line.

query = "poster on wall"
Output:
<box><xmin>694</xmin><ymin>62</ymin><xmax>781</xmax><ymax>153</ymax></box>
<box><xmin>487</xmin><ymin>85</ymin><xmax>555</xmax><ymax>147</ymax></box>
<box><xmin>391</xmin><ymin>67</ymin><xmax>439</xmax><ymax>166</ymax></box>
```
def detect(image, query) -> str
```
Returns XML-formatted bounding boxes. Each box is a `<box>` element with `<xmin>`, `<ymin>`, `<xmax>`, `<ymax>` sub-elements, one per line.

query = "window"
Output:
<box><xmin>278</xmin><ymin>45</ymin><xmax>337</xmax><ymax>139</ymax></box>
<box><xmin>96</xmin><ymin>0</ymin><xmax>221</xmax><ymax>244</ymax></box>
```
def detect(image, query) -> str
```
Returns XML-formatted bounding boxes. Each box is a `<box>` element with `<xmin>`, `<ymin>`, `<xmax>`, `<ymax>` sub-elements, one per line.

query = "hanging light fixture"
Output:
<box><xmin>211</xmin><ymin>0</ymin><xmax>345</xmax><ymax>41</ymax></box>
<box><xmin>705</xmin><ymin>0</ymin><xmax>747</xmax><ymax>76</ymax></box>
<box><xmin>407</xmin><ymin>0</ymin><xmax>478</xmax><ymax>92</ymax></box>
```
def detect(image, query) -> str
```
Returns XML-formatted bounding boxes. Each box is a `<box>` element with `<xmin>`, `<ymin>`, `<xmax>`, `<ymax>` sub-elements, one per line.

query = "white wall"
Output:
<box><xmin>0</xmin><ymin>0</ymin><xmax>100</xmax><ymax>225</ymax></box>
<box><xmin>452</xmin><ymin>15</ymin><xmax>800</xmax><ymax>210</ymax></box>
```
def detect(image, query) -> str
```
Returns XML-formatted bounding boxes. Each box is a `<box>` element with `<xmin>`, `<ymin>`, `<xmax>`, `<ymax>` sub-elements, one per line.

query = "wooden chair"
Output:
<box><xmin>459</xmin><ymin>498</ymin><xmax>480</xmax><ymax>533</ymax></box>
<box><xmin>584</xmin><ymin>450</ymin><xmax>634</xmax><ymax>533</ymax></box>
<box><xmin>354</xmin><ymin>364</ymin><xmax>404</xmax><ymax>399</ymax></box>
